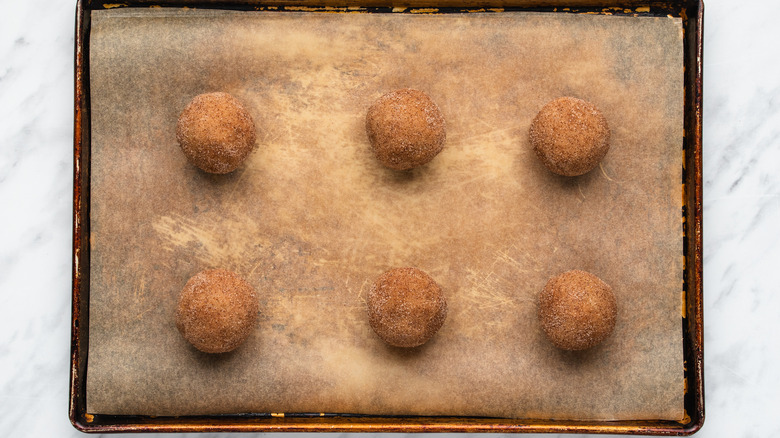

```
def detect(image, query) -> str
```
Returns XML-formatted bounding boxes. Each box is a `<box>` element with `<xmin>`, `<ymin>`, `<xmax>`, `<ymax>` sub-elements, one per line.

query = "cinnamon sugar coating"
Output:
<box><xmin>367</xmin><ymin>267</ymin><xmax>447</xmax><ymax>348</ymax></box>
<box><xmin>366</xmin><ymin>89</ymin><xmax>446</xmax><ymax>171</ymax></box>
<box><xmin>529</xmin><ymin>97</ymin><xmax>610</xmax><ymax>176</ymax></box>
<box><xmin>176</xmin><ymin>269</ymin><xmax>259</xmax><ymax>353</ymax></box>
<box><xmin>538</xmin><ymin>270</ymin><xmax>617</xmax><ymax>351</ymax></box>
<box><xmin>176</xmin><ymin>92</ymin><xmax>256</xmax><ymax>174</ymax></box>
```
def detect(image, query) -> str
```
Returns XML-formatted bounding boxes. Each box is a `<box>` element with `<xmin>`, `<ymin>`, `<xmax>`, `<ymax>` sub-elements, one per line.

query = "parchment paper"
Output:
<box><xmin>88</xmin><ymin>8</ymin><xmax>684</xmax><ymax>420</ymax></box>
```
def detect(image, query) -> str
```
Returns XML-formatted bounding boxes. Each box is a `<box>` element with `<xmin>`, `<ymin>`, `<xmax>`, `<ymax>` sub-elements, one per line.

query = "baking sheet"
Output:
<box><xmin>87</xmin><ymin>8</ymin><xmax>684</xmax><ymax>420</ymax></box>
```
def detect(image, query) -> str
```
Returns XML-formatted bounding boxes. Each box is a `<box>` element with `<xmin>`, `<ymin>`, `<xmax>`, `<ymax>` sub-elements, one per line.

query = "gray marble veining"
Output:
<box><xmin>701</xmin><ymin>2</ymin><xmax>780</xmax><ymax>437</ymax></box>
<box><xmin>0</xmin><ymin>0</ymin><xmax>76</xmax><ymax>435</ymax></box>
<box><xmin>1</xmin><ymin>0</ymin><xmax>780</xmax><ymax>437</ymax></box>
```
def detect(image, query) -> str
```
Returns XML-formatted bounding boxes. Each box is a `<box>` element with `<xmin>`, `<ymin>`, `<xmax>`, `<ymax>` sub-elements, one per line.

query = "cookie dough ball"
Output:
<box><xmin>367</xmin><ymin>267</ymin><xmax>447</xmax><ymax>348</ymax></box>
<box><xmin>176</xmin><ymin>92</ymin><xmax>256</xmax><ymax>174</ymax></box>
<box><xmin>176</xmin><ymin>269</ymin><xmax>259</xmax><ymax>353</ymax></box>
<box><xmin>538</xmin><ymin>270</ymin><xmax>617</xmax><ymax>351</ymax></box>
<box><xmin>529</xmin><ymin>97</ymin><xmax>610</xmax><ymax>176</ymax></box>
<box><xmin>366</xmin><ymin>89</ymin><xmax>446</xmax><ymax>171</ymax></box>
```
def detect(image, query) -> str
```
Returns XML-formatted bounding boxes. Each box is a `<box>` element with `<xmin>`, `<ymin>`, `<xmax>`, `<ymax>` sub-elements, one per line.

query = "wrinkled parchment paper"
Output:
<box><xmin>88</xmin><ymin>8</ymin><xmax>684</xmax><ymax>420</ymax></box>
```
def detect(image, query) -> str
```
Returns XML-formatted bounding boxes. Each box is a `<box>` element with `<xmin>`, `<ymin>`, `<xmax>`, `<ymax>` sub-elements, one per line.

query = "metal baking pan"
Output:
<box><xmin>70</xmin><ymin>0</ymin><xmax>703</xmax><ymax>433</ymax></box>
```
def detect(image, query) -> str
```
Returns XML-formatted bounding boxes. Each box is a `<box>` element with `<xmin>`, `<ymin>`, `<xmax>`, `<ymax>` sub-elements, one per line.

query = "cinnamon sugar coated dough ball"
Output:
<box><xmin>176</xmin><ymin>92</ymin><xmax>256</xmax><ymax>174</ymax></box>
<box><xmin>529</xmin><ymin>97</ymin><xmax>610</xmax><ymax>176</ymax></box>
<box><xmin>367</xmin><ymin>267</ymin><xmax>447</xmax><ymax>348</ymax></box>
<box><xmin>366</xmin><ymin>89</ymin><xmax>446</xmax><ymax>170</ymax></box>
<box><xmin>176</xmin><ymin>269</ymin><xmax>259</xmax><ymax>353</ymax></box>
<box><xmin>538</xmin><ymin>270</ymin><xmax>617</xmax><ymax>351</ymax></box>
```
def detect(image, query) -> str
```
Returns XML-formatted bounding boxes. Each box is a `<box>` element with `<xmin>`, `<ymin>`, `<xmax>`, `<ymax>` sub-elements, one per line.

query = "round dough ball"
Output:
<box><xmin>367</xmin><ymin>267</ymin><xmax>447</xmax><ymax>348</ymax></box>
<box><xmin>538</xmin><ymin>270</ymin><xmax>617</xmax><ymax>351</ymax></box>
<box><xmin>176</xmin><ymin>92</ymin><xmax>256</xmax><ymax>174</ymax></box>
<box><xmin>176</xmin><ymin>269</ymin><xmax>259</xmax><ymax>353</ymax></box>
<box><xmin>529</xmin><ymin>97</ymin><xmax>610</xmax><ymax>176</ymax></box>
<box><xmin>366</xmin><ymin>88</ymin><xmax>446</xmax><ymax>171</ymax></box>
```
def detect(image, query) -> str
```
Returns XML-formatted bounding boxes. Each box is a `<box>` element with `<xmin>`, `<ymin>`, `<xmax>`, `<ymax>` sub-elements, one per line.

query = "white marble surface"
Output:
<box><xmin>1</xmin><ymin>0</ymin><xmax>778</xmax><ymax>436</ymax></box>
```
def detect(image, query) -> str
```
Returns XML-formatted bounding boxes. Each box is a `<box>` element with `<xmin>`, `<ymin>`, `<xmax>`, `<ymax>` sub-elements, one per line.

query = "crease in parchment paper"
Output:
<box><xmin>88</xmin><ymin>8</ymin><xmax>684</xmax><ymax>420</ymax></box>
